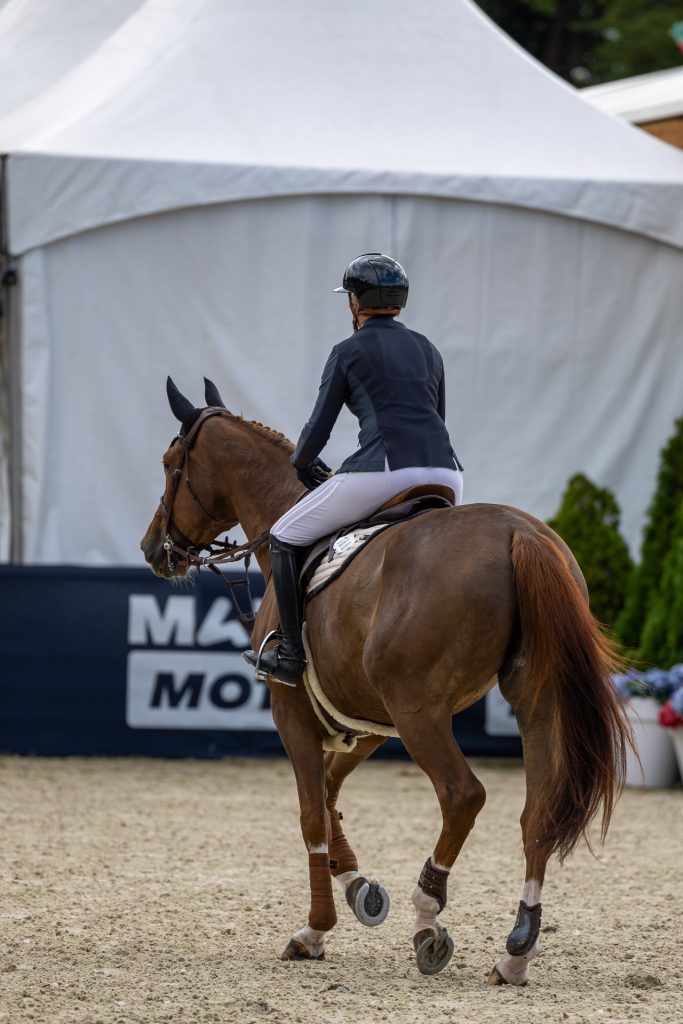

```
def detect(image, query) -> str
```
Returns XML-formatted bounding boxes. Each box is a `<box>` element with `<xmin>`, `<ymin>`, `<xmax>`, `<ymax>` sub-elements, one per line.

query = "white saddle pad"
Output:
<box><xmin>306</xmin><ymin>523</ymin><xmax>390</xmax><ymax>597</ymax></box>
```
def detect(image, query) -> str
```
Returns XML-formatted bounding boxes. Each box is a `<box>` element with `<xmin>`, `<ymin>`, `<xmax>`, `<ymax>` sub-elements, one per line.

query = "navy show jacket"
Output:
<box><xmin>291</xmin><ymin>316</ymin><xmax>462</xmax><ymax>474</ymax></box>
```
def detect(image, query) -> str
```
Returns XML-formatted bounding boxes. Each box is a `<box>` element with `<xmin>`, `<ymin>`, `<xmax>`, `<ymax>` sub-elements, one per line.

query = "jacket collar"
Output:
<box><xmin>360</xmin><ymin>315</ymin><xmax>400</xmax><ymax>329</ymax></box>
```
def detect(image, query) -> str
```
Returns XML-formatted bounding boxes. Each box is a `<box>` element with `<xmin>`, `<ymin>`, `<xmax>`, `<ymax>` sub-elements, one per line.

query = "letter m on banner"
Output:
<box><xmin>128</xmin><ymin>596</ymin><xmax>195</xmax><ymax>646</ymax></box>
<box><xmin>151</xmin><ymin>673</ymin><xmax>203</xmax><ymax>709</ymax></box>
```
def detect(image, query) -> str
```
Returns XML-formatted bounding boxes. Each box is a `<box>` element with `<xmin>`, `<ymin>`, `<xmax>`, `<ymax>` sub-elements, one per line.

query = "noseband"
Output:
<box><xmin>158</xmin><ymin>407</ymin><xmax>268</xmax><ymax>632</ymax></box>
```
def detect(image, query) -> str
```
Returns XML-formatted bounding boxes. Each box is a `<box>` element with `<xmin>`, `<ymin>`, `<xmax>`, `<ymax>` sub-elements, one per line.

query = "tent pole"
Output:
<box><xmin>0</xmin><ymin>155</ymin><xmax>23</xmax><ymax>564</ymax></box>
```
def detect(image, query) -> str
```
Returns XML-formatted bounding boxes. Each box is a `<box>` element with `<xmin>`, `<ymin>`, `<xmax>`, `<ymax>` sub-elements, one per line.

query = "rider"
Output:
<box><xmin>243</xmin><ymin>253</ymin><xmax>464</xmax><ymax>686</ymax></box>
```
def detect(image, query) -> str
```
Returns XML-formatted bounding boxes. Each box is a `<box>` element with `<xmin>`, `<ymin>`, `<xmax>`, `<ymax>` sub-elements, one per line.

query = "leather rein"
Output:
<box><xmin>157</xmin><ymin>407</ymin><xmax>269</xmax><ymax>634</ymax></box>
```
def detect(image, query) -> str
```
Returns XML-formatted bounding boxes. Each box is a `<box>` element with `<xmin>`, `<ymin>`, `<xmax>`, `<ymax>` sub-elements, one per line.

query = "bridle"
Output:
<box><xmin>157</xmin><ymin>407</ymin><xmax>269</xmax><ymax>633</ymax></box>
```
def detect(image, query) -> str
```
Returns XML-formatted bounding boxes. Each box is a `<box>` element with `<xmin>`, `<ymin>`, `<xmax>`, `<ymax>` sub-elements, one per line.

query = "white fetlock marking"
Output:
<box><xmin>522</xmin><ymin>879</ymin><xmax>542</xmax><ymax>906</ymax></box>
<box><xmin>307</xmin><ymin>842</ymin><xmax>328</xmax><ymax>855</ymax></box>
<box><xmin>335</xmin><ymin>870</ymin><xmax>360</xmax><ymax>893</ymax></box>
<box><xmin>412</xmin><ymin>885</ymin><xmax>440</xmax><ymax>936</ymax></box>
<box><xmin>494</xmin><ymin>936</ymin><xmax>540</xmax><ymax>985</ymax></box>
<box><xmin>292</xmin><ymin>925</ymin><xmax>326</xmax><ymax>958</ymax></box>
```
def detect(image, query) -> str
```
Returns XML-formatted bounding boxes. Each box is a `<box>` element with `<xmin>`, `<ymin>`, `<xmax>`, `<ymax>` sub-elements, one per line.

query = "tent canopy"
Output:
<box><xmin>2</xmin><ymin>0</ymin><xmax>683</xmax><ymax>567</ymax></box>
<box><xmin>3</xmin><ymin>0</ymin><xmax>683</xmax><ymax>255</ymax></box>
<box><xmin>0</xmin><ymin>0</ymin><xmax>146</xmax><ymax>122</ymax></box>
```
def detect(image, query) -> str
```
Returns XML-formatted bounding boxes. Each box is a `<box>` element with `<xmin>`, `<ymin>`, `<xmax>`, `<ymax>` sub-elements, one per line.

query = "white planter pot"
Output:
<box><xmin>624</xmin><ymin>697</ymin><xmax>679</xmax><ymax>788</ymax></box>
<box><xmin>670</xmin><ymin>729</ymin><xmax>683</xmax><ymax>780</ymax></box>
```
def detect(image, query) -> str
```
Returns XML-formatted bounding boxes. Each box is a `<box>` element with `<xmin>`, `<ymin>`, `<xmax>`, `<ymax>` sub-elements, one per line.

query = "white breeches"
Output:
<box><xmin>271</xmin><ymin>464</ymin><xmax>464</xmax><ymax>546</ymax></box>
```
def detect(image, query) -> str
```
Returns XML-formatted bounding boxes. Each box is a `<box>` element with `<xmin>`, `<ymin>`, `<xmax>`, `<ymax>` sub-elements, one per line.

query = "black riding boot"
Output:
<box><xmin>242</xmin><ymin>537</ymin><xmax>306</xmax><ymax>686</ymax></box>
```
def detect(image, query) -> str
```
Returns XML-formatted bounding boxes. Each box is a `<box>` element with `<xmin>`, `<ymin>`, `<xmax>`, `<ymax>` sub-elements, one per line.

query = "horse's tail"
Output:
<box><xmin>511</xmin><ymin>526</ymin><xmax>632</xmax><ymax>862</ymax></box>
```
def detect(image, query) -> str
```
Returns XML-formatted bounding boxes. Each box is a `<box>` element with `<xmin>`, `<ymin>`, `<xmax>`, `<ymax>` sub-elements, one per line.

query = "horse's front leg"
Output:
<box><xmin>271</xmin><ymin>691</ymin><xmax>337</xmax><ymax>961</ymax></box>
<box><xmin>325</xmin><ymin>737</ymin><xmax>391</xmax><ymax>927</ymax></box>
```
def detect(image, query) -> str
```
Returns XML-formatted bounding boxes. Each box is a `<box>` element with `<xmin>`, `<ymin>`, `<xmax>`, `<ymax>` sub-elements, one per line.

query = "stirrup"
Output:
<box><xmin>243</xmin><ymin>630</ymin><xmax>304</xmax><ymax>687</ymax></box>
<box><xmin>251</xmin><ymin>629</ymin><xmax>283</xmax><ymax>683</ymax></box>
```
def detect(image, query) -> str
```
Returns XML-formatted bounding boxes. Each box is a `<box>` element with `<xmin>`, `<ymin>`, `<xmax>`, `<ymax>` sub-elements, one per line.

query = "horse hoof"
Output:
<box><xmin>489</xmin><ymin>964</ymin><xmax>528</xmax><ymax>987</ymax></box>
<box><xmin>413</xmin><ymin>926</ymin><xmax>454</xmax><ymax>976</ymax></box>
<box><xmin>347</xmin><ymin>877</ymin><xmax>390</xmax><ymax>927</ymax></box>
<box><xmin>279</xmin><ymin>939</ymin><xmax>325</xmax><ymax>962</ymax></box>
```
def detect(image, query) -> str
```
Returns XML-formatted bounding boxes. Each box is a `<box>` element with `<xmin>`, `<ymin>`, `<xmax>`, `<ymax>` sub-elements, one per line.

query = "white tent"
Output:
<box><xmin>0</xmin><ymin>0</ymin><xmax>147</xmax><ymax>122</ymax></box>
<box><xmin>582</xmin><ymin>66</ymin><xmax>683</xmax><ymax>124</ymax></box>
<box><xmin>2</xmin><ymin>0</ymin><xmax>683</xmax><ymax>565</ymax></box>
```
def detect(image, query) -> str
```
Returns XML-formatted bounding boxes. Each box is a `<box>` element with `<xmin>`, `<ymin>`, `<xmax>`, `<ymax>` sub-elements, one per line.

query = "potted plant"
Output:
<box><xmin>612</xmin><ymin>668</ymin><xmax>679</xmax><ymax>787</ymax></box>
<box><xmin>658</xmin><ymin>666</ymin><xmax>683</xmax><ymax>778</ymax></box>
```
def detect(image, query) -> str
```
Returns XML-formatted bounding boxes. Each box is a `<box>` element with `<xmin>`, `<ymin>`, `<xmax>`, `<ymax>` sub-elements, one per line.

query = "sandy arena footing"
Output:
<box><xmin>0</xmin><ymin>755</ymin><xmax>681</xmax><ymax>1024</ymax></box>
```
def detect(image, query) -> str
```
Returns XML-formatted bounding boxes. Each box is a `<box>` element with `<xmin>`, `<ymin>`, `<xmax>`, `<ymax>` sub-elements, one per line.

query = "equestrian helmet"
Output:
<box><xmin>333</xmin><ymin>252</ymin><xmax>409</xmax><ymax>309</ymax></box>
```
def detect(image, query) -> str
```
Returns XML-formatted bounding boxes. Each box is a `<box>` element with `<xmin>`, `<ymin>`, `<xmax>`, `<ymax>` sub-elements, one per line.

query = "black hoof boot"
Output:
<box><xmin>506</xmin><ymin>900</ymin><xmax>542</xmax><ymax>956</ymax></box>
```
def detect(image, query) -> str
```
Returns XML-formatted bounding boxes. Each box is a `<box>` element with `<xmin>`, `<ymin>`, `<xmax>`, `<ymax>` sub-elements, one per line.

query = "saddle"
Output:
<box><xmin>300</xmin><ymin>483</ymin><xmax>456</xmax><ymax>597</ymax></box>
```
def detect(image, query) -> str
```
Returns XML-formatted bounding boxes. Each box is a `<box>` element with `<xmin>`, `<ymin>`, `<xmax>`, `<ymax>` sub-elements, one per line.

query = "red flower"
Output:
<box><xmin>659</xmin><ymin>703</ymin><xmax>681</xmax><ymax>728</ymax></box>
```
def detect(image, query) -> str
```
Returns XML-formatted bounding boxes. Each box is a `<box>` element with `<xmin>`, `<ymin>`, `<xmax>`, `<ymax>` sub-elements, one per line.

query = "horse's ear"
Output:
<box><xmin>204</xmin><ymin>377</ymin><xmax>227</xmax><ymax>409</ymax></box>
<box><xmin>166</xmin><ymin>376</ymin><xmax>199</xmax><ymax>429</ymax></box>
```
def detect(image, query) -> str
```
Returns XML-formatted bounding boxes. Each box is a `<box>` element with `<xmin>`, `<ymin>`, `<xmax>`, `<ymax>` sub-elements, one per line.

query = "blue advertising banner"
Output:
<box><xmin>0</xmin><ymin>566</ymin><xmax>521</xmax><ymax>758</ymax></box>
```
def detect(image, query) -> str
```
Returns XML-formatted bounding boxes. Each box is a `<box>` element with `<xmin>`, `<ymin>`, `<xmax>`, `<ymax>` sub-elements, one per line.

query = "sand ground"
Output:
<box><xmin>0</xmin><ymin>755</ymin><xmax>681</xmax><ymax>1024</ymax></box>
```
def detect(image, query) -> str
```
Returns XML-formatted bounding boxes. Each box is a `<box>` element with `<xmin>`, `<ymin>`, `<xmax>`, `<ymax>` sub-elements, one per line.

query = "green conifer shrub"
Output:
<box><xmin>547</xmin><ymin>473</ymin><xmax>633</xmax><ymax>627</ymax></box>
<box><xmin>640</xmin><ymin>499</ymin><xmax>683</xmax><ymax>668</ymax></box>
<box><xmin>616</xmin><ymin>415</ymin><xmax>683</xmax><ymax>649</ymax></box>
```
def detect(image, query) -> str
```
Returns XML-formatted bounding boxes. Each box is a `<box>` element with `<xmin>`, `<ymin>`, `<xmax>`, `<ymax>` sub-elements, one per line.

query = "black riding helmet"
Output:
<box><xmin>333</xmin><ymin>252</ymin><xmax>409</xmax><ymax>309</ymax></box>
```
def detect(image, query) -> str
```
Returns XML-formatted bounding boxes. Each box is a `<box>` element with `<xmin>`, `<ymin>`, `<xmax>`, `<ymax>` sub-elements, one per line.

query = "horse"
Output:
<box><xmin>140</xmin><ymin>377</ymin><xmax>631</xmax><ymax>984</ymax></box>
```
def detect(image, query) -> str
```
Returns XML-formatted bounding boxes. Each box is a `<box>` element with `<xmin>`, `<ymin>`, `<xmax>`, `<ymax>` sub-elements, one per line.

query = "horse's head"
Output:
<box><xmin>140</xmin><ymin>377</ymin><xmax>239</xmax><ymax>578</ymax></box>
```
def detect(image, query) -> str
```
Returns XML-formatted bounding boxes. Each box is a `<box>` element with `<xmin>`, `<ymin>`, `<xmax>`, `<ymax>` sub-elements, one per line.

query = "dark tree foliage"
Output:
<box><xmin>640</xmin><ymin>499</ymin><xmax>683</xmax><ymax>667</ymax></box>
<box><xmin>617</xmin><ymin>415</ymin><xmax>683</xmax><ymax>654</ymax></box>
<box><xmin>590</xmin><ymin>1</ymin><xmax>683</xmax><ymax>82</ymax></box>
<box><xmin>476</xmin><ymin>0</ymin><xmax>603</xmax><ymax>82</ymax></box>
<box><xmin>547</xmin><ymin>473</ymin><xmax>633</xmax><ymax>627</ymax></box>
<box><xmin>475</xmin><ymin>0</ymin><xmax>682</xmax><ymax>84</ymax></box>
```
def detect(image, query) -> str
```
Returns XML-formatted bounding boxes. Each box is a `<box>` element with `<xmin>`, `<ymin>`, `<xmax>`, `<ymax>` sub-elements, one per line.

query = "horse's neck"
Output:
<box><xmin>221</xmin><ymin>420</ymin><xmax>303</xmax><ymax>576</ymax></box>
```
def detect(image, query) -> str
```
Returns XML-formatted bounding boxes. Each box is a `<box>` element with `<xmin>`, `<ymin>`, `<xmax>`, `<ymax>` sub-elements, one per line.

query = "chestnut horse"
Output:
<box><xmin>141</xmin><ymin>378</ymin><xmax>631</xmax><ymax>984</ymax></box>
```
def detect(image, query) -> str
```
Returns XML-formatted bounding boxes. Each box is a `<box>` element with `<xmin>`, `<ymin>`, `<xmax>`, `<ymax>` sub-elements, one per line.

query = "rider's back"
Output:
<box><xmin>335</xmin><ymin>317</ymin><xmax>457</xmax><ymax>473</ymax></box>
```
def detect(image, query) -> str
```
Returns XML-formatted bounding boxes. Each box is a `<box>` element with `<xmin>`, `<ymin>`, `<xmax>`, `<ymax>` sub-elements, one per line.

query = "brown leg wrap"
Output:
<box><xmin>328</xmin><ymin>808</ymin><xmax>358</xmax><ymax>877</ymax></box>
<box><xmin>417</xmin><ymin>858</ymin><xmax>449</xmax><ymax>913</ymax></box>
<box><xmin>307</xmin><ymin>852</ymin><xmax>337</xmax><ymax>932</ymax></box>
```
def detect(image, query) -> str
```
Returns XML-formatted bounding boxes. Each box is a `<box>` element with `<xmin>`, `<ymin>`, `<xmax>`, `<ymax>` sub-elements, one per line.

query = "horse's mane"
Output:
<box><xmin>219</xmin><ymin>410</ymin><xmax>295</xmax><ymax>455</ymax></box>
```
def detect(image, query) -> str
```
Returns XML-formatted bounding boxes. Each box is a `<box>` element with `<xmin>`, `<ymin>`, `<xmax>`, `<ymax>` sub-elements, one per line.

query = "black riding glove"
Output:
<box><xmin>295</xmin><ymin>457</ymin><xmax>332</xmax><ymax>490</ymax></box>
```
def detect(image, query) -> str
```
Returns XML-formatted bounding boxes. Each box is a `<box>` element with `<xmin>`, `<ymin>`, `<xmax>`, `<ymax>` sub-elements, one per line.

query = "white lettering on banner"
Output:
<box><xmin>128</xmin><ymin>595</ymin><xmax>195</xmax><ymax>646</ymax></box>
<box><xmin>484</xmin><ymin>684</ymin><xmax>520</xmax><ymax>737</ymax></box>
<box><xmin>195</xmin><ymin>597</ymin><xmax>248</xmax><ymax>647</ymax></box>
<box><xmin>126</xmin><ymin>592</ymin><xmax>274</xmax><ymax>731</ymax></box>
<box><xmin>127</xmin><ymin>651</ymin><xmax>275</xmax><ymax>730</ymax></box>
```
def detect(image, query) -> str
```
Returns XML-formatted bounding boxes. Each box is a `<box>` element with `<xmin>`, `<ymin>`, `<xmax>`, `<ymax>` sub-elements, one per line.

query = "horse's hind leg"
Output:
<box><xmin>391</xmin><ymin>708</ymin><xmax>486</xmax><ymax>977</ymax></box>
<box><xmin>325</xmin><ymin>736</ymin><xmax>391</xmax><ymax>927</ymax></box>
<box><xmin>490</xmin><ymin>693</ymin><xmax>552</xmax><ymax>987</ymax></box>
